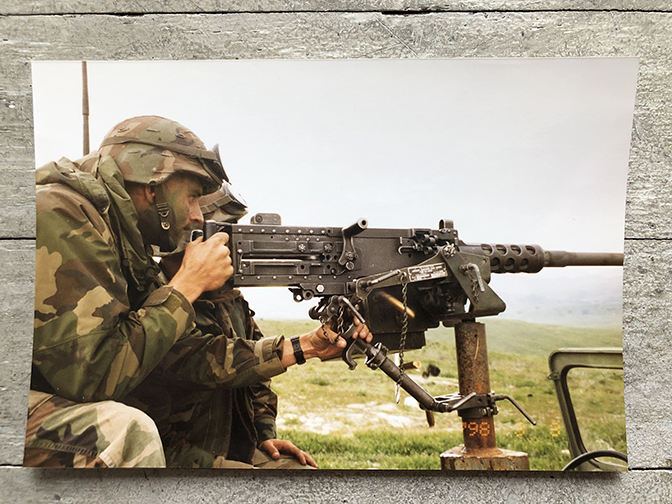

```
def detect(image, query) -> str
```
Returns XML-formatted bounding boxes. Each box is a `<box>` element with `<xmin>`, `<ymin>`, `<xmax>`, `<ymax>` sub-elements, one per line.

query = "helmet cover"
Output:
<box><xmin>98</xmin><ymin>115</ymin><xmax>224</xmax><ymax>193</ymax></box>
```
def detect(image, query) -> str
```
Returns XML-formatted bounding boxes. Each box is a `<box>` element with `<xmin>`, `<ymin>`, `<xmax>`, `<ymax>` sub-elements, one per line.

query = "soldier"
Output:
<box><xmin>26</xmin><ymin>115</ymin><xmax>370</xmax><ymax>468</ymax></box>
<box><xmin>127</xmin><ymin>183</ymin><xmax>317</xmax><ymax>468</ymax></box>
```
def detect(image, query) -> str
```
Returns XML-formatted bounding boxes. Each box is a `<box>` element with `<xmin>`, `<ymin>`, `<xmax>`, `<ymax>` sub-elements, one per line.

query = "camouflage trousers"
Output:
<box><xmin>24</xmin><ymin>391</ymin><xmax>313</xmax><ymax>469</ymax></box>
<box><xmin>196</xmin><ymin>450</ymin><xmax>314</xmax><ymax>469</ymax></box>
<box><xmin>165</xmin><ymin>444</ymin><xmax>314</xmax><ymax>469</ymax></box>
<box><xmin>249</xmin><ymin>449</ymin><xmax>315</xmax><ymax>470</ymax></box>
<box><xmin>24</xmin><ymin>391</ymin><xmax>166</xmax><ymax>468</ymax></box>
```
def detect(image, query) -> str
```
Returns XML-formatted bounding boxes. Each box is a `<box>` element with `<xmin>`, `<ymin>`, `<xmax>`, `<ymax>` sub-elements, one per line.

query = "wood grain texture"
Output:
<box><xmin>1</xmin><ymin>4</ymin><xmax>671</xmax><ymax>501</ymax></box>
<box><xmin>1</xmin><ymin>1</ymin><xmax>671</xmax><ymax>15</ymax></box>
<box><xmin>1</xmin><ymin>466</ymin><xmax>672</xmax><ymax>503</ymax></box>
<box><xmin>0</xmin><ymin>241</ymin><xmax>34</xmax><ymax>464</ymax></box>
<box><xmin>623</xmin><ymin>239</ymin><xmax>672</xmax><ymax>468</ymax></box>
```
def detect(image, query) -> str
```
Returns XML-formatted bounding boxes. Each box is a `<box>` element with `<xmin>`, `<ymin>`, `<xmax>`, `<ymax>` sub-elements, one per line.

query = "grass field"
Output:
<box><xmin>256</xmin><ymin>318</ymin><xmax>625</xmax><ymax>471</ymax></box>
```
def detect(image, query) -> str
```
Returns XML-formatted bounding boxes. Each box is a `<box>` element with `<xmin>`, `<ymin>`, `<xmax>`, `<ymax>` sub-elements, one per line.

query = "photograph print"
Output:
<box><xmin>28</xmin><ymin>58</ymin><xmax>637</xmax><ymax>470</ymax></box>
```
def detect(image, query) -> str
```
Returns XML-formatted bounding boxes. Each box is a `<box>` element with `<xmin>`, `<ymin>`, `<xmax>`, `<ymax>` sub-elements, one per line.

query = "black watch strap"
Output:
<box><xmin>290</xmin><ymin>336</ymin><xmax>306</xmax><ymax>365</ymax></box>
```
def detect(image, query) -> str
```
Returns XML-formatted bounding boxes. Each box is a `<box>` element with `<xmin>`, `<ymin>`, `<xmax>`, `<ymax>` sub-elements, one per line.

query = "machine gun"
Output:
<box><xmin>201</xmin><ymin>212</ymin><xmax>621</xmax><ymax>348</ymax></box>
<box><xmin>199</xmin><ymin>213</ymin><xmax>623</xmax><ymax>470</ymax></box>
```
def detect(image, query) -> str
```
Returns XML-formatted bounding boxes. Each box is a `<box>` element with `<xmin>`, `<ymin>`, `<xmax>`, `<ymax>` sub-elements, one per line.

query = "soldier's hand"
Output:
<box><xmin>258</xmin><ymin>439</ymin><xmax>318</xmax><ymax>468</ymax></box>
<box><xmin>312</xmin><ymin>318</ymin><xmax>372</xmax><ymax>360</ymax></box>
<box><xmin>281</xmin><ymin>318</ymin><xmax>372</xmax><ymax>367</ymax></box>
<box><xmin>168</xmin><ymin>232</ymin><xmax>233</xmax><ymax>303</ymax></box>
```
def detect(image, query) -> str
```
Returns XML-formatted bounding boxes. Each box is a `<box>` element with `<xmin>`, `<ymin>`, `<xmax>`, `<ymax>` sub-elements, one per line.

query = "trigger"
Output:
<box><xmin>342</xmin><ymin>335</ymin><xmax>359</xmax><ymax>370</ymax></box>
<box><xmin>340</xmin><ymin>323</ymin><xmax>361</xmax><ymax>370</ymax></box>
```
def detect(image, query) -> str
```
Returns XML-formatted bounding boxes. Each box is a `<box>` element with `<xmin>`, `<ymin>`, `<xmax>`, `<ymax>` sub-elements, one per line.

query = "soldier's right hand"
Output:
<box><xmin>168</xmin><ymin>232</ymin><xmax>233</xmax><ymax>303</ymax></box>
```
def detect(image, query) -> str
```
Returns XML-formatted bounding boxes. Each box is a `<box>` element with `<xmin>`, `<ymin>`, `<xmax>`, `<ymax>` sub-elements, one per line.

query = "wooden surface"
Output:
<box><xmin>2</xmin><ymin>4</ymin><xmax>672</xmax><ymax>502</ymax></box>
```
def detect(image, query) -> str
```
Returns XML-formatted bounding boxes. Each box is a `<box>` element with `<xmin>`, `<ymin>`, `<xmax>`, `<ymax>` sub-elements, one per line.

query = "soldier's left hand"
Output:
<box><xmin>259</xmin><ymin>439</ymin><xmax>318</xmax><ymax>468</ymax></box>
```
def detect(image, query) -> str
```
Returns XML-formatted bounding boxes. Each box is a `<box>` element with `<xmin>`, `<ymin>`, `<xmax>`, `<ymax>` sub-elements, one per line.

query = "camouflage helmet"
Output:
<box><xmin>98</xmin><ymin>116</ymin><xmax>224</xmax><ymax>194</ymax></box>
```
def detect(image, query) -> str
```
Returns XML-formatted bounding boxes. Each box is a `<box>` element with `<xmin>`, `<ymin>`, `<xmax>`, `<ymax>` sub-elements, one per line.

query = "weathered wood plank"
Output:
<box><xmin>1</xmin><ymin>1</ymin><xmax>671</xmax><ymax>15</ymax></box>
<box><xmin>1</xmin><ymin>466</ymin><xmax>672</xmax><ymax>503</ymax></box>
<box><xmin>0</xmin><ymin>241</ymin><xmax>35</xmax><ymax>465</ymax></box>
<box><xmin>623</xmin><ymin>239</ymin><xmax>672</xmax><ymax>468</ymax></box>
<box><xmin>1</xmin><ymin>7</ymin><xmax>672</xmax><ymax>501</ymax></box>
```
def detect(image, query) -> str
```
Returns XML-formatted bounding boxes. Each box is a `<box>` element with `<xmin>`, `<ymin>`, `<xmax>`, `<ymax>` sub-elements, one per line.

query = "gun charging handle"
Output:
<box><xmin>335</xmin><ymin>296</ymin><xmax>367</xmax><ymax>356</ymax></box>
<box><xmin>335</xmin><ymin>298</ymin><xmax>445</xmax><ymax>412</ymax></box>
<box><xmin>339</xmin><ymin>218</ymin><xmax>368</xmax><ymax>269</ymax></box>
<box><xmin>345</xmin><ymin>336</ymin><xmax>459</xmax><ymax>413</ymax></box>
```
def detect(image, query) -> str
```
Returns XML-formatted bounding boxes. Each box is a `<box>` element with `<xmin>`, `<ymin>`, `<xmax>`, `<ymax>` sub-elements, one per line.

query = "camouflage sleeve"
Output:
<box><xmin>34</xmin><ymin>183</ymin><xmax>195</xmax><ymax>402</ymax></box>
<box><xmin>244</xmin><ymin>305</ymin><xmax>279</xmax><ymax>442</ymax></box>
<box><xmin>151</xmin><ymin>329</ymin><xmax>286</xmax><ymax>389</ymax></box>
<box><xmin>250</xmin><ymin>380</ymin><xmax>278</xmax><ymax>443</ymax></box>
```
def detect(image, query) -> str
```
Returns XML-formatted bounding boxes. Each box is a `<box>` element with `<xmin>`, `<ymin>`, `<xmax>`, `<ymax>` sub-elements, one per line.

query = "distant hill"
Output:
<box><xmin>427</xmin><ymin>319</ymin><xmax>622</xmax><ymax>359</ymax></box>
<box><xmin>488</xmin><ymin>269</ymin><xmax>623</xmax><ymax>328</ymax></box>
<box><xmin>497</xmin><ymin>302</ymin><xmax>623</xmax><ymax>329</ymax></box>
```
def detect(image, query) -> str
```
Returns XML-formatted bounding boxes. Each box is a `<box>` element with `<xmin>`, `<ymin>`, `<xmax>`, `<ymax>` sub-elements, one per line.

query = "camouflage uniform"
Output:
<box><xmin>26</xmin><ymin>147</ymin><xmax>286</xmax><ymax>467</ymax></box>
<box><xmin>122</xmin><ymin>286</ymin><xmax>289</xmax><ymax>468</ymax></box>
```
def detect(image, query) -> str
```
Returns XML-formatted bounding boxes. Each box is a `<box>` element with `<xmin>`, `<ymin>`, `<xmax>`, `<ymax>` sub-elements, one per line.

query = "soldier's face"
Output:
<box><xmin>161</xmin><ymin>174</ymin><xmax>205</xmax><ymax>245</ymax></box>
<box><xmin>133</xmin><ymin>173</ymin><xmax>205</xmax><ymax>251</ymax></box>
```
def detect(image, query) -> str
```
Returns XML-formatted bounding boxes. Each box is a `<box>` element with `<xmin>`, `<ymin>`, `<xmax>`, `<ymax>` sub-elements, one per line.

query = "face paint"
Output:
<box><xmin>160</xmin><ymin>174</ymin><xmax>204</xmax><ymax>248</ymax></box>
<box><xmin>134</xmin><ymin>173</ymin><xmax>204</xmax><ymax>252</ymax></box>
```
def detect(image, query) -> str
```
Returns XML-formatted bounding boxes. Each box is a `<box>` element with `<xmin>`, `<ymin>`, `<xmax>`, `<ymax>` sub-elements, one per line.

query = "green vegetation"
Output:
<box><xmin>256</xmin><ymin>318</ymin><xmax>625</xmax><ymax>471</ymax></box>
<box><xmin>279</xmin><ymin>430</ymin><xmax>464</xmax><ymax>470</ymax></box>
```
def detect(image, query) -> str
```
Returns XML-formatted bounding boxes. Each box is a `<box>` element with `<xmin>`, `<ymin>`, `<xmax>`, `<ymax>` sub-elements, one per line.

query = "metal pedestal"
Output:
<box><xmin>440</xmin><ymin>321</ymin><xmax>530</xmax><ymax>471</ymax></box>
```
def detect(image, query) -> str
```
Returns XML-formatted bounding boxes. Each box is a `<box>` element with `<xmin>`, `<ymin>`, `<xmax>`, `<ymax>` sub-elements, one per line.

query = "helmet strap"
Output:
<box><xmin>153</xmin><ymin>185</ymin><xmax>173</xmax><ymax>252</ymax></box>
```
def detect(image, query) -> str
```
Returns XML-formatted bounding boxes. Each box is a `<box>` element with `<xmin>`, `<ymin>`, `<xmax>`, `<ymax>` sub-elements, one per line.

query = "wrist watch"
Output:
<box><xmin>290</xmin><ymin>336</ymin><xmax>306</xmax><ymax>365</ymax></box>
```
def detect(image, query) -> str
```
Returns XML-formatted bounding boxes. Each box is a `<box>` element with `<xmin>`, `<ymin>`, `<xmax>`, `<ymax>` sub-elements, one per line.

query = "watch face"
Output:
<box><xmin>291</xmin><ymin>336</ymin><xmax>305</xmax><ymax>364</ymax></box>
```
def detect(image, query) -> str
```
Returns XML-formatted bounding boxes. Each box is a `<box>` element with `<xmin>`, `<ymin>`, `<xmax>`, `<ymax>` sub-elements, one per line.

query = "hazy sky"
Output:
<box><xmin>31</xmin><ymin>58</ymin><xmax>639</xmax><ymax>322</ymax></box>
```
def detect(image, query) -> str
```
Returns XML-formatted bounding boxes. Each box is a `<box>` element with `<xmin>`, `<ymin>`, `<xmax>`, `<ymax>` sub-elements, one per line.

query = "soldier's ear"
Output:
<box><xmin>143</xmin><ymin>186</ymin><xmax>156</xmax><ymax>204</ymax></box>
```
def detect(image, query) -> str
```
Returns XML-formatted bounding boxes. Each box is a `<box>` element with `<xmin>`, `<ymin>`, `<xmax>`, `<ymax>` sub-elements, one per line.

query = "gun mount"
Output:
<box><xmin>199</xmin><ymin>214</ymin><xmax>623</xmax><ymax>471</ymax></box>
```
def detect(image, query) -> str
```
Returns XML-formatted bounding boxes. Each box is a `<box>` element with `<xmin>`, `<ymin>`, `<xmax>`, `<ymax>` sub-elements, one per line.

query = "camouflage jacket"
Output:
<box><xmin>192</xmin><ymin>288</ymin><xmax>278</xmax><ymax>449</ymax></box>
<box><xmin>123</xmin><ymin>287</ymin><xmax>279</xmax><ymax>466</ymax></box>
<box><xmin>33</xmin><ymin>153</ymin><xmax>286</xmax><ymax>404</ymax></box>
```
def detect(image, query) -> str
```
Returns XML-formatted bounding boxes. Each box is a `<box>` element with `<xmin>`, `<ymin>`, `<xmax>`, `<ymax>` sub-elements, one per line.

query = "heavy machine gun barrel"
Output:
<box><xmin>458</xmin><ymin>244</ymin><xmax>623</xmax><ymax>274</ymax></box>
<box><xmin>543</xmin><ymin>250</ymin><xmax>623</xmax><ymax>267</ymax></box>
